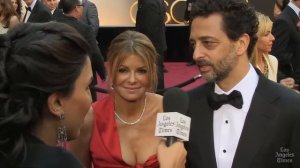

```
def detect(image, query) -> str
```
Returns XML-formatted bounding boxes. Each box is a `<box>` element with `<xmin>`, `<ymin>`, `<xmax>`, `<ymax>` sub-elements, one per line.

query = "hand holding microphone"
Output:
<box><xmin>157</xmin><ymin>141</ymin><xmax>187</xmax><ymax>168</ymax></box>
<box><xmin>155</xmin><ymin>87</ymin><xmax>190</xmax><ymax>146</ymax></box>
<box><xmin>155</xmin><ymin>87</ymin><xmax>189</xmax><ymax>168</ymax></box>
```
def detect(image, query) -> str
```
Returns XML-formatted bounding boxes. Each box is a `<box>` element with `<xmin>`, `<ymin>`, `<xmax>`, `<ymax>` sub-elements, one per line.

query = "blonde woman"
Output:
<box><xmin>69</xmin><ymin>30</ymin><xmax>186</xmax><ymax>168</ymax></box>
<box><xmin>251</xmin><ymin>12</ymin><xmax>277</xmax><ymax>81</ymax></box>
<box><xmin>251</xmin><ymin>12</ymin><xmax>296</xmax><ymax>89</ymax></box>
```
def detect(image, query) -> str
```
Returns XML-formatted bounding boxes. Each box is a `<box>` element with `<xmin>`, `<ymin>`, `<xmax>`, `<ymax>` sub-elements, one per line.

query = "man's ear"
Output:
<box><xmin>235</xmin><ymin>33</ymin><xmax>250</xmax><ymax>56</ymax></box>
<box><xmin>47</xmin><ymin>93</ymin><xmax>63</xmax><ymax>117</ymax></box>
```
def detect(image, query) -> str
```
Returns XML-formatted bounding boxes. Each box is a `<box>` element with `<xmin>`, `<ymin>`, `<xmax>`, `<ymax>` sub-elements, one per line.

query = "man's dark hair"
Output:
<box><xmin>190</xmin><ymin>0</ymin><xmax>258</xmax><ymax>58</ymax></box>
<box><xmin>58</xmin><ymin>0</ymin><xmax>81</xmax><ymax>13</ymax></box>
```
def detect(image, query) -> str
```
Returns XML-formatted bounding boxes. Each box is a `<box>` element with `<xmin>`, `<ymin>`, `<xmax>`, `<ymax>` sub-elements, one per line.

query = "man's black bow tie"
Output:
<box><xmin>26</xmin><ymin>6</ymin><xmax>31</xmax><ymax>11</ymax></box>
<box><xmin>207</xmin><ymin>90</ymin><xmax>243</xmax><ymax>110</ymax></box>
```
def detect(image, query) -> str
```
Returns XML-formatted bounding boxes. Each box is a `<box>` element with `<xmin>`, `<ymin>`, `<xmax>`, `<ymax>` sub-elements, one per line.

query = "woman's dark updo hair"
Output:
<box><xmin>0</xmin><ymin>22</ymin><xmax>90</xmax><ymax>166</ymax></box>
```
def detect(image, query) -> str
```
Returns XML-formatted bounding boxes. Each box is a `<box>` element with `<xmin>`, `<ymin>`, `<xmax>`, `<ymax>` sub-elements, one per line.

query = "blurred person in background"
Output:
<box><xmin>0</xmin><ymin>0</ymin><xmax>19</xmax><ymax>34</ymax></box>
<box><xmin>251</xmin><ymin>12</ymin><xmax>297</xmax><ymax>91</ymax></box>
<box><xmin>79</xmin><ymin>0</ymin><xmax>99</xmax><ymax>38</ymax></box>
<box><xmin>55</xmin><ymin>0</ymin><xmax>106</xmax><ymax>101</ymax></box>
<box><xmin>22</xmin><ymin>0</ymin><xmax>52</xmax><ymax>23</ymax></box>
<box><xmin>274</xmin><ymin>0</ymin><xmax>290</xmax><ymax>19</ymax></box>
<box><xmin>10</xmin><ymin>0</ymin><xmax>23</xmax><ymax>20</ymax></box>
<box><xmin>251</xmin><ymin>12</ymin><xmax>277</xmax><ymax>82</ymax></box>
<box><xmin>43</xmin><ymin>0</ymin><xmax>58</xmax><ymax>14</ymax></box>
<box><xmin>271</xmin><ymin>0</ymin><xmax>300</xmax><ymax>87</ymax></box>
<box><xmin>136</xmin><ymin>0</ymin><xmax>167</xmax><ymax>91</ymax></box>
<box><xmin>184</xmin><ymin>0</ymin><xmax>195</xmax><ymax>24</ymax></box>
<box><xmin>184</xmin><ymin>0</ymin><xmax>196</xmax><ymax>66</ymax></box>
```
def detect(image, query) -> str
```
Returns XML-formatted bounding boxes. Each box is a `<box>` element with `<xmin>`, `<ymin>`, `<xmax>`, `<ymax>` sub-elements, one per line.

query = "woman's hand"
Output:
<box><xmin>157</xmin><ymin>140</ymin><xmax>187</xmax><ymax>168</ymax></box>
<box><xmin>280</xmin><ymin>77</ymin><xmax>299</xmax><ymax>93</ymax></box>
<box><xmin>280</xmin><ymin>77</ymin><xmax>295</xmax><ymax>89</ymax></box>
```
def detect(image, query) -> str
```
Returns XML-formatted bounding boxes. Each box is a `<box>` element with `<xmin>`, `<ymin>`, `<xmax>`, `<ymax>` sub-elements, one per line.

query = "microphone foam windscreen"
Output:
<box><xmin>163</xmin><ymin>87</ymin><xmax>189</xmax><ymax>115</ymax></box>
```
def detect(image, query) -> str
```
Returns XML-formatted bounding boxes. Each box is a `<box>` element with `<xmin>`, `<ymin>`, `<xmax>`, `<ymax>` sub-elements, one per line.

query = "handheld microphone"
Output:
<box><xmin>155</xmin><ymin>87</ymin><xmax>190</xmax><ymax>147</ymax></box>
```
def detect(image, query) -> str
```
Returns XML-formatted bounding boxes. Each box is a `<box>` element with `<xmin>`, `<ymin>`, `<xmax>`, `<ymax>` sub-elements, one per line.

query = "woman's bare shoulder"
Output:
<box><xmin>146</xmin><ymin>92</ymin><xmax>163</xmax><ymax>102</ymax></box>
<box><xmin>146</xmin><ymin>92</ymin><xmax>163</xmax><ymax>113</ymax></box>
<box><xmin>9</xmin><ymin>15</ymin><xmax>20</xmax><ymax>28</ymax></box>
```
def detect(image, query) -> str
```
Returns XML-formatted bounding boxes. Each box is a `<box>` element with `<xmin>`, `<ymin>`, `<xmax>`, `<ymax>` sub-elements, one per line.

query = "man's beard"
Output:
<box><xmin>196</xmin><ymin>49</ymin><xmax>238</xmax><ymax>82</ymax></box>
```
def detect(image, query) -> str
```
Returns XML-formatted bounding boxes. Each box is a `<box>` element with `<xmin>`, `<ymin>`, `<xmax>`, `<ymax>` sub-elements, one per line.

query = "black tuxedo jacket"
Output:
<box><xmin>271</xmin><ymin>6</ymin><xmax>300</xmax><ymax>84</ymax></box>
<box><xmin>53</xmin><ymin>8</ymin><xmax>63</xmax><ymax>18</ymax></box>
<box><xmin>27</xmin><ymin>0</ymin><xmax>52</xmax><ymax>23</ymax></box>
<box><xmin>136</xmin><ymin>0</ymin><xmax>167</xmax><ymax>54</ymax></box>
<box><xmin>186</xmin><ymin>73</ymin><xmax>300</xmax><ymax>168</ymax></box>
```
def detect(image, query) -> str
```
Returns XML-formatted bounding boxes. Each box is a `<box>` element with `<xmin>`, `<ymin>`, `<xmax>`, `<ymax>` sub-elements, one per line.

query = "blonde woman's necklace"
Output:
<box><xmin>114</xmin><ymin>96</ymin><xmax>147</xmax><ymax>125</ymax></box>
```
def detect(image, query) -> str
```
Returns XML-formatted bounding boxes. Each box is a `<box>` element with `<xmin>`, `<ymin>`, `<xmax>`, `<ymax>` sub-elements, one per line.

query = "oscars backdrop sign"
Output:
<box><xmin>90</xmin><ymin>0</ymin><xmax>187</xmax><ymax>27</ymax></box>
<box><xmin>91</xmin><ymin>0</ymin><xmax>273</xmax><ymax>27</ymax></box>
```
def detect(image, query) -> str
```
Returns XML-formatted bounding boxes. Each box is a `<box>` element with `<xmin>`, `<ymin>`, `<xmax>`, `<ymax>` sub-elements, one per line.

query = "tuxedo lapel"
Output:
<box><xmin>27</xmin><ymin>1</ymin><xmax>39</xmax><ymax>22</ymax></box>
<box><xmin>30</xmin><ymin>0</ymin><xmax>39</xmax><ymax>14</ymax></box>
<box><xmin>232</xmin><ymin>76</ymin><xmax>281</xmax><ymax>168</ymax></box>
<box><xmin>199</xmin><ymin>94</ymin><xmax>217</xmax><ymax>168</ymax></box>
<box><xmin>285</xmin><ymin>6</ymin><xmax>299</xmax><ymax>25</ymax></box>
<box><xmin>188</xmin><ymin>83</ymin><xmax>217</xmax><ymax>168</ymax></box>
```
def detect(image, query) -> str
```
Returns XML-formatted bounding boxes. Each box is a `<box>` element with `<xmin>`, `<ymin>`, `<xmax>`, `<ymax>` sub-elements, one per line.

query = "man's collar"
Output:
<box><xmin>289</xmin><ymin>1</ymin><xmax>300</xmax><ymax>18</ymax></box>
<box><xmin>29</xmin><ymin>0</ymin><xmax>38</xmax><ymax>10</ymax></box>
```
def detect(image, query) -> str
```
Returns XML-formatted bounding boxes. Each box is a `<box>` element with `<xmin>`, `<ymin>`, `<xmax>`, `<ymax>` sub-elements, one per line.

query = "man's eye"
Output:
<box><xmin>189</xmin><ymin>42</ymin><xmax>195</xmax><ymax>49</ymax></box>
<box><xmin>203</xmin><ymin>41</ymin><xmax>218</xmax><ymax>48</ymax></box>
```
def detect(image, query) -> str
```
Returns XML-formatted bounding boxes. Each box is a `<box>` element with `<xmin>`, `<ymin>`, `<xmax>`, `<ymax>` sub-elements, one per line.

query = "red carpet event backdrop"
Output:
<box><xmin>91</xmin><ymin>0</ymin><xmax>193</xmax><ymax>26</ymax></box>
<box><xmin>90</xmin><ymin>0</ymin><xmax>274</xmax><ymax>27</ymax></box>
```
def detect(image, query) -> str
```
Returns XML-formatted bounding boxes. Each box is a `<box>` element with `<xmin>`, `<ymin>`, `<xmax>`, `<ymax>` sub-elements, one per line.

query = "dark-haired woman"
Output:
<box><xmin>10</xmin><ymin>0</ymin><xmax>23</xmax><ymax>20</ymax></box>
<box><xmin>0</xmin><ymin>0</ymin><xmax>19</xmax><ymax>34</ymax></box>
<box><xmin>0</xmin><ymin>22</ymin><xmax>92</xmax><ymax>167</ymax></box>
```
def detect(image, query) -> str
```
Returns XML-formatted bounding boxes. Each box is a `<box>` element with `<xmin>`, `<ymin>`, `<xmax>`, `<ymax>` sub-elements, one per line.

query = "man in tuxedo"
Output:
<box><xmin>43</xmin><ymin>0</ymin><xmax>62</xmax><ymax>17</ymax></box>
<box><xmin>43</xmin><ymin>0</ymin><xmax>63</xmax><ymax>17</ymax></box>
<box><xmin>186</xmin><ymin>0</ymin><xmax>300</xmax><ymax>168</ymax></box>
<box><xmin>79</xmin><ymin>0</ymin><xmax>99</xmax><ymax>38</ymax></box>
<box><xmin>23</xmin><ymin>0</ymin><xmax>52</xmax><ymax>23</ymax></box>
<box><xmin>43</xmin><ymin>0</ymin><xmax>58</xmax><ymax>14</ymax></box>
<box><xmin>271</xmin><ymin>0</ymin><xmax>300</xmax><ymax>85</ymax></box>
<box><xmin>54</xmin><ymin>0</ymin><xmax>106</xmax><ymax>101</ymax></box>
<box><xmin>184</xmin><ymin>0</ymin><xmax>196</xmax><ymax>66</ymax></box>
<box><xmin>136</xmin><ymin>0</ymin><xmax>167</xmax><ymax>91</ymax></box>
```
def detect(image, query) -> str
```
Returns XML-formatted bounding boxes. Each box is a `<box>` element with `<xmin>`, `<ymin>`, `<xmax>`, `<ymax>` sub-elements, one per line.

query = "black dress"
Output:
<box><xmin>1</xmin><ymin>136</ymin><xmax>83</xmax><ymax>168</ymax></box>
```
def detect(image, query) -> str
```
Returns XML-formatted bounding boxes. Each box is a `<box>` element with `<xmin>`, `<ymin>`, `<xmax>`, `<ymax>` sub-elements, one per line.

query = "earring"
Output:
<box><xmin>57</xmin><ymin>114</ymin><xmax>67</xmax><ymax>149</ymax></box>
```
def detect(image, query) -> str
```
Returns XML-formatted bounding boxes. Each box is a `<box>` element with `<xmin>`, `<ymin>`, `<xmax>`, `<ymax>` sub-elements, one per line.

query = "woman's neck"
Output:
<box><xmin>114</xmin><ymin>94</ymin><xmax>147</xmax><ymax>118</ymax></box>
<box><xmin>257</xmin><ymin>51</ymin><xmax>264</xmax><ymax>64</ymax></box>
<box><xmin>31</xmin><ymin>117</ymin><xmax>58</xmax><ymax>147</ymax></box>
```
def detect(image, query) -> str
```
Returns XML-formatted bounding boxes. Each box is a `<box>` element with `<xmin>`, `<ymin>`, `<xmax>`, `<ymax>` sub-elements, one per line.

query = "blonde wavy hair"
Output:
<box><xmin>250</xmin><ymin>12</ymin><xmax>273</xmax><ymax>66</ymax></box>
<box><xmin>106</xmin><ymin>30</ymin><xmax>158</xmax><ymax>92</ymax></box>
